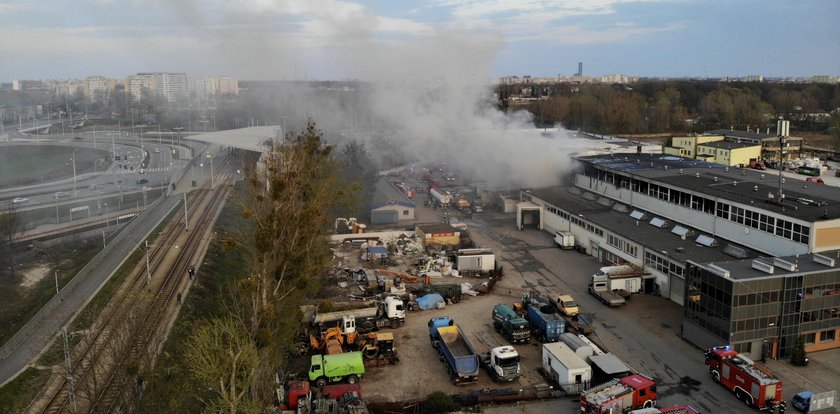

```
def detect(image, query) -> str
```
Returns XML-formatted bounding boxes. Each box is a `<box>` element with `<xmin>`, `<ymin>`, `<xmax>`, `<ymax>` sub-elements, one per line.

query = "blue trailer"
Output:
<box><xmin>428</xmin><ymin>317</ymin><xmax>480</xmax><ymax>385</ymax></box>
<box><xmin>525</xmin><ymin>302</ymin><xmax>565</xmax><ymax>343</ymax></box>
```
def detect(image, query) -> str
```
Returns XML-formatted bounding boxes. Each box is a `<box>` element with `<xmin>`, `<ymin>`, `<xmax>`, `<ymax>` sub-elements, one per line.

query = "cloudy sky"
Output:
<box><xmin>0</xmin><ymin>0</ymin><xmax>838</xmax><ymax>81</ymax></box>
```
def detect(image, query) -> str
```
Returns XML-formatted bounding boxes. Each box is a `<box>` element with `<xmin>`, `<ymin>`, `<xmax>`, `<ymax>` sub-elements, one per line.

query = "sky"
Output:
<box><xmin>0</xmin><ymin>0</ymin><xmax>838</xmax><ymax>81</ymax></box>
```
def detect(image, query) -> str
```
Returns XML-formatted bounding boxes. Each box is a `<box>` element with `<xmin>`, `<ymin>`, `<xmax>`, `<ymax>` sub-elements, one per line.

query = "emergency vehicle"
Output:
<box><xmin>704</xmin><ymin>346</ymin><xmax>784</xmax><ymax>411</ymax></box>
<box><xmin>580</xmin><ymin>373</ymin><xmax>657</xmax><ymax>413</ymax></box>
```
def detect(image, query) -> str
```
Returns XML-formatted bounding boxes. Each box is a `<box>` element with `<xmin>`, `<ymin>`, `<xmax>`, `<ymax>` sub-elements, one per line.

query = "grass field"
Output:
<box><xmin>0</xmin><ymin>145</ymin><xmax>112</xmax><ymax>188</ymax></box>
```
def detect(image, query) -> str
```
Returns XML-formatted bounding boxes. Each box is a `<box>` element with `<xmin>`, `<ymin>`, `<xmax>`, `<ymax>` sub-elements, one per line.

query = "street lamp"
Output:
<box><xmin>207</xmin><ymin>152</ymin><xmax>214</xmax><ymax>189</ymax></box>
<box><xmin>66</xmin><ymin>152</ymin><xmax>77</xmax><ymax>198</ymax></box>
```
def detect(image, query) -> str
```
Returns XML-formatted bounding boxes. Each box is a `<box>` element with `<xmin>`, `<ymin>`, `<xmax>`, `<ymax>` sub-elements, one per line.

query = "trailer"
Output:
<box><xmin>559</xmin><ymin>333</ymin><xmax>595</xmax><ymax>361</ymax></box>
<box><xmin>554</xmin><ymin>231</ymin><xmax>575</xmax><ymax>249</ymax></box>
<box><xmin>542</xmin><ymin>342</ymin><xmax>592</xmax><ymax>394</ymax></box>
<box><xmin>704</xmin><ymin>345</ymin><xmax>784</xmax><ymax>410</ymax></box>
<box><xmin>525</xmin><ymin>302</ymin><xmax>565</xmax><ymax>343</ymax></box>
<box><xmin>588</xmin><ymin>277</ymin><xmax>626</xmax><ymax>306</ymax></box>
<box><xmin>593</xmin><ymin>265</ymin><xmax>646</xmax><ymax>294</ymax></box>
<box><xmin>430</xmin><ymin>188</ymin><xmax>452</xmax><ymax>206</ymax></box>
<box><xmin>429</xmin><ymin>317</ymin><xmax>480</xmax><ymax>385</ymax></box>
<box><xmin>451</xmin><ymin>248</ymin><xmax>496</xmax><ymax>274</ymax></box>
<box><xmin>580</xmin><ymin>374</ymin><xmax>658</xmax><ymax>414</ymax></box>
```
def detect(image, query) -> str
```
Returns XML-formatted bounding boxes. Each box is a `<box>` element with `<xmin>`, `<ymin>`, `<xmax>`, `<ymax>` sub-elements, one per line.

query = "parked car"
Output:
<box><xmin>791</xmin><ymin>391</ymin><xmax>813</xmax><ymax>412</ymax></box>
<box><xmin>136</xmin><ymin>178</ymin><xmax>149</xmax><ymax>185</ymax></box>
<box><xmin>805</xmin><ymin>177</ymin><xmax>824</xmax><ymax>184</ymax></box>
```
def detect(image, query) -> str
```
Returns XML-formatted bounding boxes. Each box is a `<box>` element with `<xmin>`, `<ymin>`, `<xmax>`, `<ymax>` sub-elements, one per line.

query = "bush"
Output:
<box><xmin>424</xmin><ymin>391</ymin><xmax>457</xmax><ymax>414</ymax></box>
<box><xmin>790</xmin><ymin>336</ymin><xmax>809</xmax><ymax>366</ymax></box>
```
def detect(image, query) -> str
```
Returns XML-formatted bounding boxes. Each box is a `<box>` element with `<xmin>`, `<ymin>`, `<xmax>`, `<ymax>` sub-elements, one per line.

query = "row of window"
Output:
<box><xmin>607</xmin><ymin>234</ymin><xmax>638</xmax><ymax>257</ymax></box>
<box><xmin>804</xmin><ymin>329</ymin><xmax>837</xmax><ymax>345</ymax></box>
<box><xmin>585</xmin><ymin>167</ymin><xmax>812</xmax><ymax>246</ymax></box>
<box><xmin>717</xmin><ymin>203</ymin><xmax>810</xmax><ymax>244</ymax></box>
<box><xmin>551</xmin><ymin>205</ymin><xmax>604</xmax><ymax>237</ymax></box>
<box><xmin>644</xmin><ymin>251</ymin><xmax>685</xmax><ymax>279</ymax></box>
<box><xmin>733</xmin><ymin>317</ymin><xmax>777</xmax><ymax>332</ymax></box>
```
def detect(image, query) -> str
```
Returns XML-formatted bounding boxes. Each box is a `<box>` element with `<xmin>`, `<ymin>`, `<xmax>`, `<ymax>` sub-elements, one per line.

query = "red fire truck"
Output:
<box><xmin>704</xmin><ymin>346</ymin><xmax>784</xmax><ymax>410</ymax></box>
<box><xmin>580</xmin><ymin>374</ymin><xmax>658</xmax><ymax>413</ymax></box>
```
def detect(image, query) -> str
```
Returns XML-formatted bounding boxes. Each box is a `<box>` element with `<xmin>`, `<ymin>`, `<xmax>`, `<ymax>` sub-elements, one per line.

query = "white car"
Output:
<box><xmin>12</xmin><ymin>197</ymin><xmax>28</xmax><ymax>204</ymax></box>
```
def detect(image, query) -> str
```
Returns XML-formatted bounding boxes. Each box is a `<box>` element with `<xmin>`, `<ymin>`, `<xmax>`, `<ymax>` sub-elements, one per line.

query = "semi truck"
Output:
<box><xmin>309</xmin><ymin>352</ymin><xmax>366</xmax><ymax>388</ymax></box>
<box><xmin>525</xmin><ymin>302</ymin><xmax>565</xmax><ymax>343</ymax></box>
<box><xmin>542</xmin><ymin>342</ymin><xmax>592</xmax><ymax>393</ymax></box>
<box><xmin>312</xmin><ymin>297</ymin><xmax>405</xmax><ymax>332</ymax></box>
<box><xmin>480</xmin><ymin>345</ymin><xmax>521</xmax><ymax>383</ymax></box>
<box><xmin>704</xmin><ymin>345</ymin><xmax>784</xmax><ymax>410</ymax></box>
<box><xmin>588</xmin><ymin>277</ymin><xmax>626</xmax><ymax>306</ymax></box>
<box><xmin>429</xmin><ymin>317</ymin><xmax>480</xmax><ymax>385</ymax></box>
<box><xmin>492</xmin><ymin>304</ymin><xmax>531</xmax><ymax>344</ymax></box>
<box><xmin>580</xmin><ymin>374</ymin><xmax>658</xmax><ymax>413</ymax></box>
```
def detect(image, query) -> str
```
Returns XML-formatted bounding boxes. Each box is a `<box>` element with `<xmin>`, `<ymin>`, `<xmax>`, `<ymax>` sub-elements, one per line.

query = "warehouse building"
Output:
<box><xmin>684</xmin><ymin>251</ymin><xmax>840</xmax><ymax>360</ymax></box>
<box><xmin>370</xmin><ymin>178</ymin><xmax>415</xmax><ymax>225</ymax></box>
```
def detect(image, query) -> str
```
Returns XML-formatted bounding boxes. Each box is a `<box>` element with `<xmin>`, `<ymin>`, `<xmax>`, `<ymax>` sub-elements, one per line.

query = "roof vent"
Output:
<box><xmin>707</xmin><ymin>264</ymin><xmax>730</xmax><ymax>278</ymax></box>
<box><xmin>714</xmin><ymin>177</ymin><xmax>718</xmax><ymax>182</ymax></box>
<box><xmin>671</xmin><ymin>225</ymin><xmax>694</xmax><ymax>237</ymax></box>
<box><xmin>773</xmin><ymin>258</ymin><xmax>797</xmax><ymax>272</ymax></box>
<box><xmin>695</xmin><ymin>173</ymin><xmax>700</xmax><ymax>178</ymax></box>
<box><xmin>664</xmin><ymin>165</ymin><xmax>668</xmax><ymax>170</ymax></box>
<box><xmin>752</xmin><ymin>260</ymin><xmax>774</xmax><ymax>274</ymax></box>
<box><xmin>723</xmin><ymin>244</ymin><xmax>748</xmax><ymax>258</ymax></box>
<box><xmin>696</xmin><ymin>234</ymin><xmax>719</xmax><ymax>247</ymax></box>
<box><xmin>679</xmin><ymin>169</ymin><xmax>683</xmax><ymax>174</ymax></box>
<box><xmin>733</xmin><ymin>181</ymin><xmax>737</xmax><ymax>186</ymax></box>
<box><xmin>630</xmin><ymin>210</ymin><xmax>647</xmax><ymax>220</ymax></box>
<box><xmin>813</xmin><ymin>254</ymin><xmax>836</xmax><ymax>267</ymax></box>
<box><xmin>754</xmin><ymin>185</ymin><xmax>759</xmax><ymax>192</ymax></box>
<box><xmin>725</xmin><ymin>167</ymin><xmax>729</xmax><ymax>172</ymax></box>
<box><xmin>760</xmin><ymin>174</ymin><xmax>765</xmax><ymax>180</ymax></box>
<box><xmin>649</xmin><ymin>217</ymin><xmax>669</xmax><ymax>228</ymax></box>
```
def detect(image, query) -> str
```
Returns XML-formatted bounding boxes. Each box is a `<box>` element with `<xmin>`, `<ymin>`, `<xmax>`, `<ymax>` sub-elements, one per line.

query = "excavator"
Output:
<box><xmin>310</xmin><ymin>327</ymin><xmax>398</xmax><ymax>364</ymax></box>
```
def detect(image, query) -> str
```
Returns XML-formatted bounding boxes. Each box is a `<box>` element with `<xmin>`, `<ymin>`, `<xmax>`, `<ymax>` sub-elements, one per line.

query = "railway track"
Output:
<box><xmin>29</xmin><ymin>161</ymin><xmax>235</xmax><ymax>414</ymax></box>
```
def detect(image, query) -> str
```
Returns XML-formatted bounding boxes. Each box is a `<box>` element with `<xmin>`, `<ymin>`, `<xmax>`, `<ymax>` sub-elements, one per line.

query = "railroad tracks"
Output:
<box><xmin>28</xmin><ymin>166</ymin><xmax>235</xmax><ymax>414</ymax></box>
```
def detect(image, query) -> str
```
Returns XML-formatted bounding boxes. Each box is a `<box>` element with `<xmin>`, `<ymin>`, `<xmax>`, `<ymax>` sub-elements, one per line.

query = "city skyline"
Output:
<box><xmin>0</xmin><ymin>0</ymin><xmax>838</xmax><ymax>82</ymax></box>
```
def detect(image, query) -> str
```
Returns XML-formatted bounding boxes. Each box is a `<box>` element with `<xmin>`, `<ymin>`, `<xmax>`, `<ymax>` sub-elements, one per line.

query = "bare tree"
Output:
<box><xmin>0</xmin><ymin>203</ymin><xmax>22</xmax><ymax>278</ymax></box>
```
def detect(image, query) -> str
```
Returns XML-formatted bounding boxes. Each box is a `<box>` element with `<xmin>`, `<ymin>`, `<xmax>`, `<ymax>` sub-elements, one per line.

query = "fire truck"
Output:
<box><xmin>704</xmin><ymin>346</ymin><xmax>784</xmax><ymax>411</ymax></box>
<box><xmin>580</xmin><ymin>374</ymin><xmax>657</xmax><ymax>413</ymax></box>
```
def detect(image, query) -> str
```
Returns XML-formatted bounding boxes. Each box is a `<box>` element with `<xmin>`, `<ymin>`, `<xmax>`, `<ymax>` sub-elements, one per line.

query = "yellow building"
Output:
<box><xmin>696</xmin><ymin>141</ymin><xmax>762</xmax><ymax>166</ymax></box>
<box><xmin>416</xmin><ymin>224</ymin><xmax>461</xmax><ymax>248</ymax></box>
<box><xmin>663</xmin><ymin>135</ymin><xmax>724</xmax><ymax>158</ymax></box>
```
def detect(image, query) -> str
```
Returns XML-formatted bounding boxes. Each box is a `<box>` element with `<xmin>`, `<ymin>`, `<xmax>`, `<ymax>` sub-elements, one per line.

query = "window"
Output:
<box><xmin>403</xmin><ymin>210</ymin><xmax>409</xmax><ymax>216</ymax></box>
<box><xmin>822</xmin><ymin>330</ymin><xmax>836</xmax><ymax>342</ymax></box>
<box><xmin>804</xmin><ymin>333</ymin><xmax>816</xmax><ymax>345</ymax></box>
<box><xmin>716</xmin><ymin>202</ymin><xmax>729</xmax><ymax>219</ymax></box>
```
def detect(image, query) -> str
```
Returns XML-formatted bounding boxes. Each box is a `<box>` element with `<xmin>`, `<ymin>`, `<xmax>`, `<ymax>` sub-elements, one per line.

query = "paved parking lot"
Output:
<box><xmin>362</xmin><ymin>200</ymin><xmax>839</xmax><ymax>412</ymax></box>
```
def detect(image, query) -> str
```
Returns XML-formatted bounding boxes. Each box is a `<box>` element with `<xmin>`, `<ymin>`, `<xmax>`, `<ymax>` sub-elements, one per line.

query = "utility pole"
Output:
<box><xmin>145</xmin><ymin>240</ymin><xmax>152</xmax><ymax>288</ymax></box>
<box><xmin>184</xmin><ymin>192</ymin><xmax>189</xmax><ymax>231</ymax></box>
<box><xmin>207</xmin><ymin>152</ymin><xmax>214</xmax><ymax>189</ymax></box>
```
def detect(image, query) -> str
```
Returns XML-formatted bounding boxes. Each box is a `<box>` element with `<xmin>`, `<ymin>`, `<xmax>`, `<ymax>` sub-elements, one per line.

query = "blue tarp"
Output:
<box><xmin>416</xmin><ymin>293</ymin><xmax>445</xmax><ymax>310</ymax></box>
<box><xmin>367</xmin><ymin>246</ymin><xmax>389</xmax><ymax>255</ymax></box>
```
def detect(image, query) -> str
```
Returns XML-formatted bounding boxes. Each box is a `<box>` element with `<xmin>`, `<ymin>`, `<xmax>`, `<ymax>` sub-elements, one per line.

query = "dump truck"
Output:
<box><xmin>428</xmin><ymin>317</ymin><xmax>480</xmax><ymax>385</ymax></box>
<box><xmin>492</xmin><ymin>304</ymin><xmax>531</xmax><ymax>344</ymax></box>
<box><xmin>704</xmin><ymin>345</ymin><xmax>784</xmax><ymax>410</ymax></box>
<box><xmin>525</xmin><ymin>302</ymin><xmax>565</xmax><ymax>343</ymax></box>
<box><xmin>308</xmin><ymin>352</ymin><xmax>365</xmax><ymax>388</ymax></box>
<box><xmin>580</xmin><ymin>374</ymin><xmax>658</xmax><ymax>413</ymax></box>
<box><xmin>480</xmin><ymin>345</ymin><xmax>521</xmax><ymax>383</ymax></box>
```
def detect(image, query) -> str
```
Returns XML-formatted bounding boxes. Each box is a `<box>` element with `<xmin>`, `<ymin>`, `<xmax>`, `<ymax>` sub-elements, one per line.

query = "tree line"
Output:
<box><xmin>502</xmin><ymin>80</ymin><xmax>840</xmax><ymax>140</ymax></box>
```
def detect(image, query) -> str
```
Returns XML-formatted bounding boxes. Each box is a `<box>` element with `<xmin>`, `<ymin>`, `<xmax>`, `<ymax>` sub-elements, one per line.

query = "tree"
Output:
<box><xmin>0</xmin><ymin>204</ymin><xmax>22</xmax><ymax>278</ymax></box>
<box><xmin>790</xmin><ymin>335</ymin><xmax>808</xmax><ymax>366</ymax></box>
<box><xmin>185</xmin><ymin>317</ymin><xmax>259</xmax><ymax>413</ymax></box>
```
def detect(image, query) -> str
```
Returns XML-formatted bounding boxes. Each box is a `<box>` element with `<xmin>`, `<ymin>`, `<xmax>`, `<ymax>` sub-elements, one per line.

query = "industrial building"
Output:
<box><xmin>370</xmin><ymin>178</ymin><xmax>415</xmax><ymax>225</ymax></box>
<box><xmin>519</xmin><ymin>152</ymin><xmax>840</xmax><ymax>357</ymax></box>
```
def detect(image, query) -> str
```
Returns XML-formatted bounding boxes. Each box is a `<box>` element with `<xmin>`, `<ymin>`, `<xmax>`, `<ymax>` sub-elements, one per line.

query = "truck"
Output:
<box><xmin>551</xmin><ymin>294</ymin><xmax>580</xmax><ymax>318</ymax></box>
<box><xmin>593</xmin><ymin>265</ymin><xmax>646</xmax><ymax>295</ymax></box>
<box><xmin>704</xmin><ymin>345</ymin><xmax>784</xmax><ymax>410</ymax></box>
<box><xmin>580</xmin><ymin>374</ymin><xmax>658</xmax><ymax>413</ymax></box>
<box><xmin>312</xmin><ymin>297</ymin><xmax>405</xmax><ymax>332</ymax></box>
<box><xmin>525</xmin><ymin>302</ymin><xmax>565</xmax><ymax>343</ymax></box>
<box><xmin>277</xmin><ymin>380</ymin><xmax>367</xmax><ymax>413</ymax></box>
<box><xmin>428</xmin><ymin>317</ymin><xmax>480</xmax><ymax>385</ymax></box>
<box><xmin>628</xmin><ymin>405</ymin><xmax>701</xmax><ymax>414</ymax></box>
<box><xmin>588</xmin><ymin>277</ymin><xmax>626</xmax><ymax>306</ymax></box>
<box><xmin>480</xmin><ymin>345</ymin><xmax>521</xmax><ymax>382</ymax></box>
<box><xmin>554</xmin><ymin>231</ymin><xmax>575</xmax><ymax>249</ymax></box>
<box><xmin>309</xmin><ymin>352</ymin><xmax>366</xmax><ymax>388</ymax></box>
<box><xmin>430</xmin><ymin>188</ymin><xmax>452</xmax><ymax>206</ymax></box>
<box><xmin>492</xmin><ymin>304</ymin><xmax>531</xmax><ymax>344</ymax></box>
<box><xmin>542</xmin><ymin>342</ymin><xmax>592</xmax><ymax>393</ymax></box>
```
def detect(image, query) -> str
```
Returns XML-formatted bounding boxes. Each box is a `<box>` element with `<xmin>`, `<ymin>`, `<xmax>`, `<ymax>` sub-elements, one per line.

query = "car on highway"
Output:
<box><xmin>54</xmin><ymin>192</ymin><xmax>70</xmax><ymax>199</ymax></box>
<box><xmin>136</xmin><ymin>178</ymin><xmax>149</xmax><ymax>185</ymax></box>
<box><xmin>12</xmin><ymin>197</ymin><xmax>29</xmax><ymax>204</ymax></box>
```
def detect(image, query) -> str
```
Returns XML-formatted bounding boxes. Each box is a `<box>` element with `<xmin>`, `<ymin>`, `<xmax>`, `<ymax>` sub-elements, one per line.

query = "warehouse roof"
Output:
<box><xmin>577</xmin><ymin>154</ymin><xmax>840</xmax><ymax>222</ymax></box>
<box><xmin>697</xmin><ymin>141</ymin><xmax>760</xmax><ymax>150</ymax></box>
<box><xmin>372</xmin><ymin>178</ymin><xmax>415</xmax><ymax>209</ymax></box>
<box><xmin>691</xmin><ymin>250</ymin><xmax>840</xmax><ymax>281</ymax></box>
<box><xmin>526</xmin><ymin>186</ymin><xmax>758</xmax><ymax>264</ymax></box>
